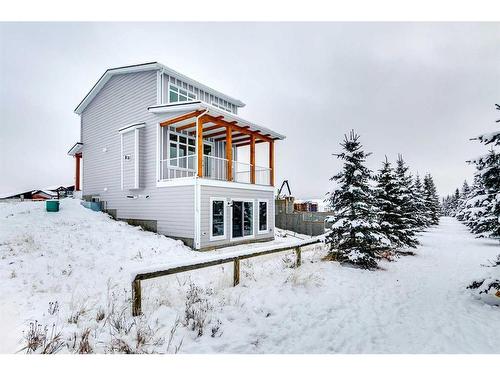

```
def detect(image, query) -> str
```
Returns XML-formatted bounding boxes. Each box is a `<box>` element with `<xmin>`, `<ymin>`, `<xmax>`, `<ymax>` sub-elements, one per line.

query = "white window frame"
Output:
<box><xmin>165</xmin><ymin>128</ymin><xmax>197</xmax><ymax>171</ymax></box>
<box><xmin>168</xmin><ymin>82</ymin><xmax>197</xmax><ymax>103</ymax></box>
<box><xmin>257</xmin><ymin>199</ymin><xmax>269</xmax><ymax>234</ymax></box>
<box><xmin>229</xmin><ymin>198</ymin><xmax>255</xmax><ymax>241</ymax></box>
<box><xmin>209</xmin><ymin>197</ymin><xmax>227</xmax><ymax>241</ymax></box>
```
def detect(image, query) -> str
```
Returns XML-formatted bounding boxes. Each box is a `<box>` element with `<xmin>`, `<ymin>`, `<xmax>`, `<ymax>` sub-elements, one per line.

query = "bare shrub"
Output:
<box><xmin>184</xmin><ymin>283</ymin><xmax>218</xmax><ymax>337</ymax></box>
<box><xmin>68</xmin><ymin>306</ymin><xmax>86</xmax><ymax>324</ymax></box>
<box><xmin>48</xmin><ymin>301</ymin><xmax>59</xmax><ymax>316</ymax></box>
<box><xmin>95</xmin><ymin>308</ymin><xmax>105</xmax><ymax>322</ymax></box>
<box><xmin>22</xmin><ymin>321</ymin><xmax>63</xmax><ymax>354</ymax></box>
<box><xmin>78</xmin><ymin>328</ymin><xmax>93</xmax><ymax>354</ymax></box>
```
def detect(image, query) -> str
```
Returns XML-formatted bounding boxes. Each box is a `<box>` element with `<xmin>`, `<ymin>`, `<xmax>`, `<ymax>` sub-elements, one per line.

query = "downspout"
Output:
<box><xmin>194</xmin><ymin>108</ymin><xmax>209</xmax><ymax>250</ymax></box>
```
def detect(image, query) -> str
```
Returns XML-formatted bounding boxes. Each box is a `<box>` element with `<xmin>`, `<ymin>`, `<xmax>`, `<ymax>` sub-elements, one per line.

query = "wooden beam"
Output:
<box><xmin>212</xmin><ymin>133</ymin><xmax>247</xmax><ymax>142</ymax></box>
<box><xmin>233</xmin><ymin>259</ymin><xmax>240</xmax><ymax>286</ymax></box>
<box><xmin>160</xmin><ymin>110</ymin><xmax>203</xmax><ymax>127</ymax></box>
<box><xmin>200</xmin><ymin>114</ymin><xmax>273</xmax><ymax>143</ymax></box>
<box><xmin>226</xmin><ymin>126</ymin><xmax>233</xmax><ymax>181</ymax></box>
<box><xmin>75</xmin><ymin>154</ymin><xmax>81</xmax><ymax>191</ymax></box>
<box><xmin>189</xmin><ymin>124</ymin><xmax>225</xmax><ymax>136</ymax></box>
<box><xmin>197</xmin><ymin>117</ymin><xmax>204</xmax><ymax>177</ymax></box>
<box><xmin>203</xmin><ymin>129</ymin><xmax>227</xmax><ymax>139</ymax></box>
<box><xmin>175</xmin><ymin>122</ymin><xmax>196</xmax><ymax>131</ymax></box>
<box><xmin>234</xmin><ymin>139</ymin><xmax>266</xmax><ymax>148</ymax></box>
<box><xmin>269</xmin><ymin>140</ymin><xmax>274</xmax><ymax>186</ymax></box>
<box><xmin>132</xmin><ymin>279</ymin><xmax>141</xmax><ymax>316</ymax></box>
<box><xmin>250</xmin><ymin>134</ymin><xmax>256</xmax><ymax>184</ymax></box>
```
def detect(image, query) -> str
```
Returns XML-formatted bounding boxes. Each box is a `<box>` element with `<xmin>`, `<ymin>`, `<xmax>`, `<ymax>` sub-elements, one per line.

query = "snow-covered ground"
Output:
<box><xmin>1</xmin><ymin>199</ymin><xmax>499</xmax><ymax>353</ymax></box>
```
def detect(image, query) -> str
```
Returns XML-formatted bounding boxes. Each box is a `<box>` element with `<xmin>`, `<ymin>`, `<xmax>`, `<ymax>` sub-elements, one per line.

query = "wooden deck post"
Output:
<box><xmin>250</xmin><ymin>134</ymin><xmax>256</xmax><ymax>184</ymax></box>
<box><xmin>233</xmin><ymin>258</ymin><xmax>240</xmax><ymax>286</ymax></box>
<box><xmin>295</xmin><ymin>247</ymin><xmax>301</xmax><ymax>267</ymax></box>
<box><xmin>197</xmin><ymin>117</ymin><xmax>204</xmax><ymax>177</ymax></box>
<box><xmin>75</xmin><ymin>154</ymin><xmax>81</xmax><ymax>191</ymax></box>
<box><xmin>226</xmin><ymin>126</ymin><xmax>233</xmax><ymax>181</ymax></box>
<box><xmin>269</xmin><ymin>140</ymin><xmax>274</xmax><ymax>186</ymax></box>
<box><xmin>132</xmin><ymin>279</ymin><xmax>142</xmax><ymax>316</ymax></box>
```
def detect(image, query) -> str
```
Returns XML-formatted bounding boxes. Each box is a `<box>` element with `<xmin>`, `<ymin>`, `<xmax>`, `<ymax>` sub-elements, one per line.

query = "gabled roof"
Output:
<box><xmin>74</xmin><ymin>62</ymin><xmax>245</xmax><ymax>115</ymax></box>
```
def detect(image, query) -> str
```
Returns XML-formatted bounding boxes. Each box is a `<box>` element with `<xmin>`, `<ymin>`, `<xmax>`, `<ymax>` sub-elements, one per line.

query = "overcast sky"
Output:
<box><xmin>1</xmin><ymin>22</ymin><xmax>499</xmax><ymax>199</ymax></box>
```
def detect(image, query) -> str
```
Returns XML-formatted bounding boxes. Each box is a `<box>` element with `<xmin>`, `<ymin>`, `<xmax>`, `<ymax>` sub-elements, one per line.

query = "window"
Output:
<box><xmin>211</xmin><ymin>98</ymin><xmax>233</xmax><ymax>113</ymax></box>
<box><xmin>210</xmin><ymin>198</ymin><xmax>226</xmax><ymax>240</ymax></box>
<box><xmin>231</xmin><ymin>199</ymin><xmax>254</xmax><ymax>239</ymax></box>
<box><xmin>258</xmin><ymin>200</ymin><xmax>268</xmax><ymax>233</ymax></box>
<box><xmin>167</xmin><ymin>129</ymin><xmax>196</xmax><ymax>169</ymax></box>
<box><xmin>169</xmin><ymin>83</ymin><xmax>196</xmax><ymax>103</ymax></box>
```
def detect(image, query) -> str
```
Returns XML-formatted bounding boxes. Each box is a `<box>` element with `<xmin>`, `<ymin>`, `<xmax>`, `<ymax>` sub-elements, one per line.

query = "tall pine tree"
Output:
<box><xmin>423</xmin><ymin>174</ymin><xmax>440</xmax><ymax>225</ymax></box>
<box><xmin>374</xmin><ymin>158</ymin><xmax>404</xmax><ymax>248</ymax></box>
<box><xmin>326</xmin><ymin>131</ymin><xmax>389</xmax><ymax>269</ymax></box>
<box><xmin>394</xmin><ymin>155</ymin><xmax>419</xmax><ymax>247</ymax></box>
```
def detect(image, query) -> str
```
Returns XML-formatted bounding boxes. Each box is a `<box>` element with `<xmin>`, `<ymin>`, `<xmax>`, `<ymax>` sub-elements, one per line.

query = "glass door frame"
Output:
<box><xmin>230</xmin><ymin>198</ymin><xmax>255</xmax><ymax>241</ymax></box>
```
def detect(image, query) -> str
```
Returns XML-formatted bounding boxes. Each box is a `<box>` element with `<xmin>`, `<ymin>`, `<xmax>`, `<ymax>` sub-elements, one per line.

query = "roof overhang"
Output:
<box><xmin>74</xmin><ymin>62</ymin><xmax>245</xmax><ymax>115</ymax></box>
<box><xmin>67</xmin><ymin>142</ymin><xmax>83</xmax><ymax>156</ymax></box>
<box><xmin>148</xmin><ymin>101</ymin><xmax>286</xmax><ymax>141</ymax></box>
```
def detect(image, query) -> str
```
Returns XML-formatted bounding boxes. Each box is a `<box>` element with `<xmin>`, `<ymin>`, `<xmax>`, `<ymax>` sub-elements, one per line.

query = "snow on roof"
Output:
<box><xmin>74</xmin><ymin>62</ymin><xmax>245</xmax><ymax>115</ymax></box>
<box><xmin>148</xmin><ymin>101</ymin><xmax>286</xmax><ymax>141</ymax></box>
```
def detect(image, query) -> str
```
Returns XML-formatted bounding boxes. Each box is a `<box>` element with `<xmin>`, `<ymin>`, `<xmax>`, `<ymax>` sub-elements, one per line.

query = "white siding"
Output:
<box><xmin>81</xmin><ymin>71</ymin><xmax>195</xmax><ymax>241</ymax></box>
<box><xmin>199</xmin><ymin>185</ymin><xmax>275</xmax><ymax>248</ymax></box>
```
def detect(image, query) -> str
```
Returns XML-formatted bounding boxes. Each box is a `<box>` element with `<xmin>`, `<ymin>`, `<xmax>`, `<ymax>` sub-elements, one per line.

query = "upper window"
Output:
<box><xmin>258</xmin><ymin>201</ymin><xmax>268</xmax><ymax>233</ymax></box>
<box><xmin>211</xmin><ymin>97</ymin><xmax>233</xmax><ymax>113</ymax></box>
<box><xmin>169</xmin><ymin>84</ymin><xmax>196</xmax><ymax>103</ymax></box>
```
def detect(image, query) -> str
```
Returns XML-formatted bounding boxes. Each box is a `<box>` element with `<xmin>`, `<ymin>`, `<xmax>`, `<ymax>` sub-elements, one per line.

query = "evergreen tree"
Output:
<box><xmin>455</xmin><ymin>180</ymin><xmax>470</xmax><ymax>221</ymax></box>
<box><xmin>374</xmin><ymin>158</ymin><xmax>404</xmax><ymax>248</ymax></box>
<box><xmin>394</xmin><ymin>155</ymin><xmax>419</xmax><ymax>247</ymax></box>
<box><xmin>423</xmin><ymin>174</ymin><xmax>440</xmax><ymax>225</ymax></box>
<box><xmin>468</xmin><ymin>150</ymin><xmax>500</xmax><ymax>236</ymax></box>
<box><xmin>326</xmin><ymin>131</ymin><xmax>389</xmax><ymax>269</ymax></box>
<box><xmin>412</xmin><ymin>174</ymin><xmax>428</xmax><ymax>228</ymax></box>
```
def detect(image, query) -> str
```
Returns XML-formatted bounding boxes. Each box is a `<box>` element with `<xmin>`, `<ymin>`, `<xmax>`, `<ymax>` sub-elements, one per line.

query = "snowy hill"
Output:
<box><xmin>1</xmin><ymin>199</ymin><xmax>500</xmax><ymax>353</ymax></box>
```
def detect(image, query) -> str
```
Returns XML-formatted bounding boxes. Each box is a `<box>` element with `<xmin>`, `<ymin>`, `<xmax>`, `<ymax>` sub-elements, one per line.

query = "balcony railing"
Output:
<box><xmin>160</xmin><ymin>155</ymin><xmax>271</xmax><ymax>185</ymax></box>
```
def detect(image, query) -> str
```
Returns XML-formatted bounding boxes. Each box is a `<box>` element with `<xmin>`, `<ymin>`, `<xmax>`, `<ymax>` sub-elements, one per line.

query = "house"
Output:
<box><xmin>293</xmin><ymin>200</ymin><xmax>318</xmax><ymax>212</ymax></box>
<box><xmin>68</xmin><ymin>62</ymin><xmax>285</xmax><ymax>250</ymax></box>
<box><xmin>31</xmin><ymin>190</ymin><xmax>58</xmax><ymax>201</ymax></box>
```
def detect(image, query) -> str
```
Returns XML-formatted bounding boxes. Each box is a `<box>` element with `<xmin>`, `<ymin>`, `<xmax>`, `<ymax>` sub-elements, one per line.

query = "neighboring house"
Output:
<box><xmin>31</xmin><ymin>190</ymin><xmax>58</xmax><ymax>201</ymax></box>
<box><xmin>294</xmin><ymin>200</ymin><xmax>319</xmax><ymax>212</ymax></box>
<box><xmin>68</xmin><ymin>62</ymin><xmax>285</xmax><ymax>250</ymax></box>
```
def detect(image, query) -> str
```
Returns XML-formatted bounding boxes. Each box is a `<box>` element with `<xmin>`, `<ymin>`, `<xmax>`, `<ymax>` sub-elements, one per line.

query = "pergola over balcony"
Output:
<box><xmin>149</xmin><ymin>101</ymin><xmax>286</xmax><ymax>186</ymax></box>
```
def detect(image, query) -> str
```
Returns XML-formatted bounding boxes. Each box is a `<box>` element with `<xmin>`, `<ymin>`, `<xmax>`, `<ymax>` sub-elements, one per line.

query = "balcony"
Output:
<box><xmin>160</xmin><ymin>155</ymin><xmax>272</xmax><ymax>186</ymax></box>
<box><xmin>151</xmin><ymin>101</ymin><xmax>285</xmax><ymax>187</ymax></box>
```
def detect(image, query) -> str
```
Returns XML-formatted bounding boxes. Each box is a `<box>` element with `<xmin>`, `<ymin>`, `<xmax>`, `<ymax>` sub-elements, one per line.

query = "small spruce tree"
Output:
<box><xmin>422</xmin><ymin>174</ymin><xmax>440</xmax><ymax>225</ymax></box>
<box><xmin>394</xmin><ymin>155</ymin><xmax>419</xmax><ymax>247</ymax></box>
<box><xmin>326</xmin><ymin>131</ymin><xmax>389</xmax><ymax>269</ymax></box>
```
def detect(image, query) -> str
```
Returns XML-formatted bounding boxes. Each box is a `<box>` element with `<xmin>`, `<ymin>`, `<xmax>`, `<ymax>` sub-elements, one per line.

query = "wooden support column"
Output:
<box><xmin>250</xmin><ymin>134</ymin><xmax>256</xmax><ymax>184</ymax></box>
<box><xmin>295</xmin><ymin>247</ymin><xmax>301</xmax><ymax>267</ymax></box>
<box><xmin>132</xmin><ymin>279</ymin><xmax>141</xmax><ymax>316</ymax></box>
<box><xmin>233</xmin><ymin>259</ymin><xmax>240</xmax><ymax>286</ymax></box>
<box><xmin>75</xmin><ymin>154</ymin><xmax>81</xmax><ymax>191</ymax></box>
<box><xmin>197</xmin><ymin>117</ymin><xmax>204</xmax><ymax>177</ymax></box>
<box><xmin>226</xmin><ymin>126</ymin><xmax>233</xmax><ymax>181</ymax></box>
<box><xmin>269</xmin><ymin>140</ymin><xmax>274</xmax><ymax>186</ymax></box>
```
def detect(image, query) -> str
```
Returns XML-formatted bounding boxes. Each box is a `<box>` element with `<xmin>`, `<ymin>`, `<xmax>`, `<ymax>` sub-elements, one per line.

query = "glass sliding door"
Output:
<box><xmin>231</xmin><ymin>200</ymin><xmax>254</xmax><ymax>239</ymax></box>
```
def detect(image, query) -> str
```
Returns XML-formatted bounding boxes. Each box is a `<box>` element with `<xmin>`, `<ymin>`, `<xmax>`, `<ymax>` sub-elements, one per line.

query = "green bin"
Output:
<box><xmin>46</xmin><ymin>200</ymin><xmax>60</xmax><ymax>212</ymax></box>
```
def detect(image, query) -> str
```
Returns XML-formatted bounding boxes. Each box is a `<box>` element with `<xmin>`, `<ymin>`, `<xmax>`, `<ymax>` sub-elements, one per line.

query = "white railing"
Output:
<box><xmin>160</xmin><ymin>154</ymin><xmax>271</xmax><ymax>186</ymax></box>
<box><xmin>233</xmin><ymin>160</ymin><xmax>251</xmax><ymax>183</ymax></box>
<box><xmin>160</xmin><ymin>155</ymin><xmax>196</xmax><ymax>180</ymax></box>
<box><xmin>255</xmin><ymin>165</ymin><xmax>271</xmax><ymax>186</ymax></box>
<box><xmin>203</xmin><ymin>155</ymin><xmax>228</xmax><ymax>181</ymax></box>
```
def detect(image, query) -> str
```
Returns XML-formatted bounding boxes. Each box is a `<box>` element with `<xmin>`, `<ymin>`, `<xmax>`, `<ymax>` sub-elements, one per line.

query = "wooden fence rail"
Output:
<box><xmin>131</xmin><ymin>238</ymin><xmax>321</xmax><ymax>316</ymax></box>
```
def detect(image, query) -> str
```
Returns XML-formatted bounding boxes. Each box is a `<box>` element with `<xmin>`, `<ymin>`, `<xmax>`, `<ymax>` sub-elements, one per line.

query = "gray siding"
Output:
<box><xmin>81</xmin><ymin>71</ymin><xmax>194</xmax><ymax>241</ymax></box>
<box><xmin>199</xmin><ymin>185</ymin><xmax>275</xmax><ymax>248</ymax></box>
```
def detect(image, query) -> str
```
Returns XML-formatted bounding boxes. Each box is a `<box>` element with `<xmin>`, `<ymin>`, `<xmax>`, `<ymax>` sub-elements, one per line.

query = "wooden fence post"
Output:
<box><xmin>132</xmin><ymin>279</ymin><xmax>142</xmax><ymax>316</ymax></box>
<box><xmin>295</xmin><ymin>247</ymin><xmax>301</xmax><ymax>267</ymax></box>
<box><xmin>233</xmin><ymin>259</ymin><xmax>240</xmax><ymax>286</ymax></box>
